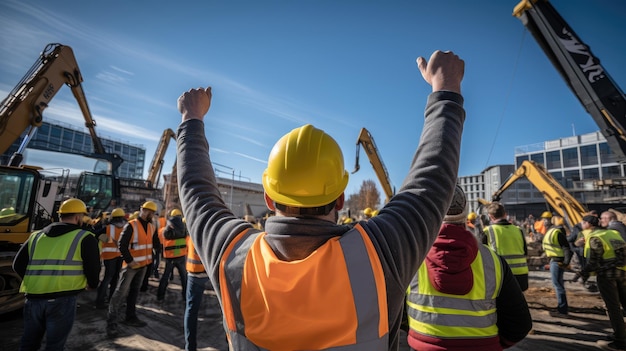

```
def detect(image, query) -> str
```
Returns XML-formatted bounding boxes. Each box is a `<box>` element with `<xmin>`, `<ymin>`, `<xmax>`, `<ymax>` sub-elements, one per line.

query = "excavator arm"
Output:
<box><xmin>513</xmin><ymin>0</ymin><xmax>626</xmax><ymax>162</ymax></box>
<box><xmin>490</xmin><ymin>160</ymin><xmax>586</xmax><ymax>228</ymax></box>
<box><xmin>352</xmin><ymin>128</ymin><xmax>395</xmax><ymax>203</ymax></box>
<box><xmin>0</xmin><ymin>43</ymin><xmax>122</xmax><ymax>171</ymax></box>
<box><xmin>146</xmin><ymin>128</ymin><xmax>176</xmax><ymax>188</ymax></box>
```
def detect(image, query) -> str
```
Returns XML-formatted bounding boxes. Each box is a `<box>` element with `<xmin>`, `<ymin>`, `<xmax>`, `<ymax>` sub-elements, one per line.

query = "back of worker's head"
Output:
<box><xmin>487</xmin><ymin>202</ymin><xmax>506</xmax><ymax>219</ymax></box>
<box><xmin>262</xmin><ymin>124</ymin><xmax>349</xmax><ymax>216</ymax></box>
<box><xmin>443</xmin><ymin>185</ymin><xmax>468</xmax><ymax>224</ymax></box>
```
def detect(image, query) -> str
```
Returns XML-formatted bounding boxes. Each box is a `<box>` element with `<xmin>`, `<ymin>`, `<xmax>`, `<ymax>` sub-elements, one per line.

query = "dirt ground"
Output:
<box><xmin>0</xmin><ymin>268</ymin><xmax>618</xmax><ymax>351</ymax></box>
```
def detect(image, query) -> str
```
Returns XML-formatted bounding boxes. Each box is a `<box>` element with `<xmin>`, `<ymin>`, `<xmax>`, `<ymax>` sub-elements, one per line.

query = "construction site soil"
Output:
<box><xmin>0</xmin><ymin>267</ymin><xmax>617</xmax><ymax>350</ymax></box>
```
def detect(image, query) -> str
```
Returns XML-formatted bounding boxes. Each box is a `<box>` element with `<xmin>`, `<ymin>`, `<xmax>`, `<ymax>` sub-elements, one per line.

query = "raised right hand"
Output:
<box><xmin>178</xmin><ymin>87</ymin><xmax>212</xmax><ymax>122</ymax></box>
<box><xmin>417</xmin><ymin>50</ymin><xmax>464</xmax><ymax>94</ymax></box>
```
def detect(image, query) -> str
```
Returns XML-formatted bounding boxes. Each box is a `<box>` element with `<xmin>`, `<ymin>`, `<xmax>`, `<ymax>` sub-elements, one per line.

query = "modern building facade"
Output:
<box><xmin>459</xmin><ymin>131</ymin><xmax>626</xmax><ymax>222</ymax></box>
<box><xmin>1</xmin><ymin>119</ymin><xmax>146</xmax><ymax>179</ymax></box>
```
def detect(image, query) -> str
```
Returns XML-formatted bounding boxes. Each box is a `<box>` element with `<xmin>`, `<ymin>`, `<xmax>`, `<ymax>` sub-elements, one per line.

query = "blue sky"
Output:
<box><xmin>1</xmin><ymin>0</ymin><xmax>625</xmax><ymax>200</ymax></box>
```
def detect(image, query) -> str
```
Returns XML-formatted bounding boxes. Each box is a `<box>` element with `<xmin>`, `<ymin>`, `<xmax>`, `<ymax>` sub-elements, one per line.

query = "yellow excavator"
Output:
<box><xmin>0</xmin><ymin>43</ymin><xmax>125</xmax><ymax>314</ymax></box>
<box><xmin>480</xmin><ymin>160</ymin><xmax>587</xmax><ymax>230</ymax></box>
<box><xmin>352</xmin><ymin>127</ymin><xmax>395</xmax><ymax>203</ymax></box>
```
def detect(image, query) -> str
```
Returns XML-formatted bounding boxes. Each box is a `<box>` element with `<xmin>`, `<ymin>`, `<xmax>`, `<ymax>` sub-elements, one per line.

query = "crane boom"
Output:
<box><xmin>0</xmin><ymin>43</ymin><xmax>122</xmax><ymax>171</ymax></box>
<box><xmin>146</xmin><ymin>128</ymin><xmax>176</xmax><ymax>188</ymax></box>
<box><xmin>490</xmin><ymin>160</ymin><xmax>586</xmax><ymax>229</ymax></box>
<box><xmin>352</xmin><ymin>127</ymin><xmax>395</xmax><ymax>202</ymax></box>
<box><xmin>513</xmin><ymin>0</ymin><xmax>626</xmax><ymax>162</ymax></box>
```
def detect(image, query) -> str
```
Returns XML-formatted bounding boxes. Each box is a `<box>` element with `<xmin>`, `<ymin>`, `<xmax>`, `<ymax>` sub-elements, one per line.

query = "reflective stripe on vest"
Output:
<box><xmin>486</xmin><ymin>225</ymin><xmax>528</xmax><ymax>275</ymax></box>
<box><xmin>21</xmin><ymin>229</ymin><xmax>90</xmax><ymax>294</ymax></box>
<box><xmin>406</xmin><ymin>244</ymin><xmax>503</xmax><ymax>339</ymax></box>
<box><xmin>163</xmin><ymin>237</ymin><xmax>187</xmax><ymax>258</ymax></box>
<box><xmin>101</xmin><ymin>224</ymin><xmax>123</xmax><ymax>260</ymax></box>
<box><xmin>543</xmin><ymin>228</ymin><xmax>564</xmax><ymax>258</ymax></box>
<box><xmin>125</xmin><ymin>219</ymin><xmax>153</xmax><ymax>267</ymax></box>
<box><xmin>584</xmin><ymin>229</ymin><xmax>626</xmax><ymax>270</ymax></box>
<box><xmin>220</xmin><ymin>224</ymin><xmax>389</xmax><ymax>350</ymax></box>
<box><xmin>186</xmin><ymin>236</ymin><xmax>205</xmax><ymax>273</ymax></box>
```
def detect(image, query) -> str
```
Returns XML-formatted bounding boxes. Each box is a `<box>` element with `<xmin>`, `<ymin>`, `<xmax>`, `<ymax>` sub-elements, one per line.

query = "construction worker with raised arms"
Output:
<box><xmin>406</xmin><ymin>186</ymin><xmax>532</xmax><ymax>350</ymax></box>
<box><xmin>483</xmin><ymin>202</ymin><xmax>529</xmax><ymax>291</ymax></box>
<box><xmin>156</xmin><ymin>208</ymin><xmax>188</xmax><ymax>302</ymax></box>
<box><xmin>12</xmin><ymin>198</ymin><xmax>101</xmax><ymax>350</ymax></box>
<box><xmin>176</xmin><ymin>49</ymin><xmax>465</xmax><ymax>350</ymax></box>
<box><xmin>106</xmin><ymin>201</ymin><xmax>158</xmax><ymax>337</ymax></box>
<box><xmin>94</xmin><ymin>207</ymin><xmax>127</xmax><ymax>309</ymax></box>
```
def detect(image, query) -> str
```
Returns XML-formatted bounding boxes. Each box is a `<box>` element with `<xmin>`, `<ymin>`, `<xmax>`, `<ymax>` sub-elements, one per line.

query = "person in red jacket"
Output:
<box><xmin>406</xmin><ymin>186</ymin><xmax>532</xmax><ymax>350</ymax></box>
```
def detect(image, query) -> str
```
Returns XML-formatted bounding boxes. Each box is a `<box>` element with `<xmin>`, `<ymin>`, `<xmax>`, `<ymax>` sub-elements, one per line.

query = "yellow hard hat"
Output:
<box><xmin>363</xmin><ymin>207</ymin><xmax>373</xmax><ymax>217</ymax></box>
<box><xmin>170</xmin><ymin>209</ymin><xmax>183</xmax><ymax>217</ymax></box>
<box><xmin>541</xmin><ymin>211</ymin><xmax>553</xmax><ymax>219</ymax></box>
<box><xmin>0</xmin><ymin>207</ymin><xmax>16</xmax><ymax>217</ymax></box>
<box><xmin>111</xmin><ymin>208</ymin><xmax>125</xmax><ymax>218</ymax></box>
<box><xmin>129</xmin><ymin>211</ymin><xmax>140</xmax><ymax>220</ymax></box>
<box><xmin>141</xmin><ymin>201</ymin><xmax>158</xmax><ymax>212</ymax></box>
<box><xmin>343</xmin><ymin>217</ymin><xmax>353</xmax><ymax>224</ymax></box>
<box><xmin>371</xmin><ymin>209</ymin><xmax>379</xmax><ymax>217</ymax></box>
<box><xmin>467</xmin><ymin>212</ymin><xmax>477</xmax><ymax>221</ymax></box>
<box><xmin>58</xmin><ymin>198</ymin><xmax>88</xmax><ymax>215</ymax></box>
<box><xmin>262</xmin><ymin>124</ymin><xmax>349</xmax><ymax>207</ymax></box>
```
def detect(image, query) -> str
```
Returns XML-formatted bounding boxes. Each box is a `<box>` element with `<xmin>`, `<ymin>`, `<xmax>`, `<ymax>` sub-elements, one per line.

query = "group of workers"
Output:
<box><xmin>10</xmin><ymin>48</ymin><xmax>626</xmax><ymax>351</ymax></box>
<box><xmin>12</xmin><ymin>197</ymin><xmax>216</xmax><ymax>350</ymax></box>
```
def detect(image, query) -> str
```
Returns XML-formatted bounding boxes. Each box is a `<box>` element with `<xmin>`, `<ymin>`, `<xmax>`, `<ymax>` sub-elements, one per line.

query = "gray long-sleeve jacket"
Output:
<box><xmin>176</xmin><ymin>90</ymin><xmax>465</xmax><ymax>350</ymax></box>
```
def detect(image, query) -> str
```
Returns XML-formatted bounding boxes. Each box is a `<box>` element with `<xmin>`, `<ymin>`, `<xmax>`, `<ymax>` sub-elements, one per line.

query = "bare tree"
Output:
<box><xmin>344</xmin><ymin>179</ymin><xmax>381</xmax><ymax>217</ymax></box>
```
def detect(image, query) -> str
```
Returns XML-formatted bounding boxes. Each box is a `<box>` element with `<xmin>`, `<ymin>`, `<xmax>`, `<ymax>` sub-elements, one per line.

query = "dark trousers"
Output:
<box><xmin>20</xmin><ymin>295</ymin><xmax>77</xmax><ymax>351</ymax></box>
<box><xmin>597</xmin><ymin>274</ymin><xmax>626</xmax><ymax>347</ymax></box>
<box><xmin>157</xmin><ymin>256</ymin><xmax>187</xmax><ymax>300</ymax></box>
<box><xmin>96</xmin><ymin>257</ymin><xmax>122</xmax><ymax>306</ymax></box>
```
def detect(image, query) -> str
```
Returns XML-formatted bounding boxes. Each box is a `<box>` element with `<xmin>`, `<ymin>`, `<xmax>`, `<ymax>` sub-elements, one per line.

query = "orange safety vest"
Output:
<box><xmin>159</xmin><ymin>226</ymin><xmax>188</xmax><ymax>259</ymax></box>
<box><xmin>100</xmin><ymin>224</ymin><xmax>123</xmax><ymax>260</ymax></box>
<box><xmin>186</xmin><ymin>236</ymin><xmax>206</xmax><ymax>273</ymax></box>
<box><xmin>220</xmin><ymin>225</ymin><xmax>389</xmax><ymax>350</ymax></box>
<box><xmin>123</xmin><ymin>218</ymin><xmax>154</xmax><ymax>268</ymax></box>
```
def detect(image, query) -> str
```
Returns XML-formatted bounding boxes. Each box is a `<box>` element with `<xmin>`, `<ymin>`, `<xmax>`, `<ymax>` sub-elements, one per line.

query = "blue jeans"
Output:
<box><xmin>107</xmin><ymin>265</ymin><xmax>147</xmax><ymax>327</ymax></box>
<box><xmin>20</xmin><ymin>295</ymin><xmax>77</xmax><ymax>351</ymax></box>
<box><xmin>96</xmin><ymin>257</ymin><xmax>122</xmax><ymax>306</ymax></box>
<box><xmin>550</xmin><ymin>260</ymin><xmax>568</xmax><ymax>314</ymax></box>
<box><xmin>184</xmin><ymin>274</ymin><xmax>209</xmax><ymax>351</ymax></box>
<box><xmin>157</xmin><ymin>256</ymin><xmax>187</xmax><ymax>300</ymax></box>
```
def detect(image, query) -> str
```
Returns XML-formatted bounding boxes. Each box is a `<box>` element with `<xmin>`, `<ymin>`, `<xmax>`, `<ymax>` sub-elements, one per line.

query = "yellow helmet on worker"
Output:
<box><xmin>363</xmin><ymin>207</ymin><xmax>373</xmax><ymax>218</ymax></box>
<box><xmin>141</xmin><ymin>201</ymin><xmax>158</xmax><ymax>212</ymax></box>
<box><xmin>262</xmin><ymin>124</ymin><xmax>349</xmax><ymax>208</ymax></box>
<box><xmin>540</xmin><ymin>211</ymin><xmax>553</xmax><ymax>219</ymax></box>
<box><xmin>58</xmin><ymin>198</ymin><xmax>88</xmax><ymax>215</ymax></box>
<box><xmin>129</xmin><ymin>211</ymin><xmax>140</xmax><ymax>220</ymax></box>
<box><xmin>467</xmin><ymin>212</ymin><xmax>477</xmax><ymax>222</ymax></box>
<box><xmin>111</xmin><ymin>208</ymin><xmax>125</xmax><ymax>218</ymax></box>
<box><xmin>170</xmin><ymin>208</ymin><xmax>183</xmax><ymax>217</ymax></box>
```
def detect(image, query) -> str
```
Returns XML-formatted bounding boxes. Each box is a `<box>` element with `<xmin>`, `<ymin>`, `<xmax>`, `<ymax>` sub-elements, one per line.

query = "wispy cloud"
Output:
<box><xmin>233</xmin><ymin>152</ymin><xmax>267</xmax><ymax>164</ymax></box>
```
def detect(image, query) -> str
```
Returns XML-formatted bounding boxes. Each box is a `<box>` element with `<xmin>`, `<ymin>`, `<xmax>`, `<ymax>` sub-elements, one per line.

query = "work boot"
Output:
<box><xmin>107</xmin><ymin>323</ymin><xmax>119</xmax><ymax>338</ymax></box>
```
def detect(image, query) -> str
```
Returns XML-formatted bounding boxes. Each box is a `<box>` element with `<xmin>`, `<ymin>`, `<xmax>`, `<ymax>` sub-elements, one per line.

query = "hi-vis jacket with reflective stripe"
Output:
<box><xmin>543</xmin><ymin>227</ymin><xmax>565</xmax><ymax>258</ymax></box>
<box><xmin>20</xmin><ymin>229</ymin><xmax>90</xmax><ymax>294</ymax></box>
<box><xmin>485</xmin><ymin>224</ymin><xmax>528</xmax><ymax>275</ymax></box>
<box><xmin>186</xmin><ymin>236</ymin><xmax>205</xmax><ymax>273</ymax></box>
<box><xmin>124</xmin><ymin>219</ymin><xmax>154</xmax><ymax>268</ymax></box>
<box><xmin>584</xmin><ymin>229</ymin><xmax>626</xmax><ymax>271</ymax></box>
<box><xmin>101</xmin><ymin>224</ymin><xmax>123</xmax><ymax>260</ymax></box>
<box><xmin>406</xmin><ymin>244</ymin><xmax>503</xmax><ymax>348</ymax></box>
<box><xmin>159</xmin><ymin>227</ymin><xmax>188</xmax><ymax>259</ymax></box>
<box><xmin>220</xmin><ymin>225</ymin><xmax>388</xmax><ymax>351</ymax></box>
<box><xmin>177</xmin><ymin>91</ymin><xmax>466</xmax><ymax>350</ymax></box>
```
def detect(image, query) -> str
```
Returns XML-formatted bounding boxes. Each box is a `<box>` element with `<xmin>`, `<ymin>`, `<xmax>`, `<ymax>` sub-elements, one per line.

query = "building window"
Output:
<box><xmin>602</xmin><ymin>166</ymin><xmax>621</xmax><ymax>179</ymax></box>
<box><xmin>564</xmin><ymin>170</ymin><xmax>580</xmax><ymax>188</ymax></box>
<box><xmin>599</xmin><ymin>142</ymin><xmax>618</xmax><ymax>163</ymax></box>
<box><xmin>550</xmin><ymin>171</ymin><xmax>563</xmax><ymax>181</ymax></box>
<box><xmin>530</xmin><ymin>153</ymin><xmax>544</xmax><ymax>166</ymax></box>
<box><xmin>580</xmin><ymin>145</ymin><xmax>598</xmax><ymax>166</ymax></box>
<box><xmin>546</xmin><ymin>151</ymin><xmax>561</xmax><ymax>170</ymax></box>
<box><xmin>582</xmin><ymin>167</ymin><xmax>600</xmax><ymax>179</ymax></box>
<box><xmin>562</xmin><ymin>148</ymin><xmax>579</xmax><ymax>168</ymax></box>
<box><xmin>516</xmin><ymin>155</ymin><xmax>529</xmax><ymax>168</ymax></box>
